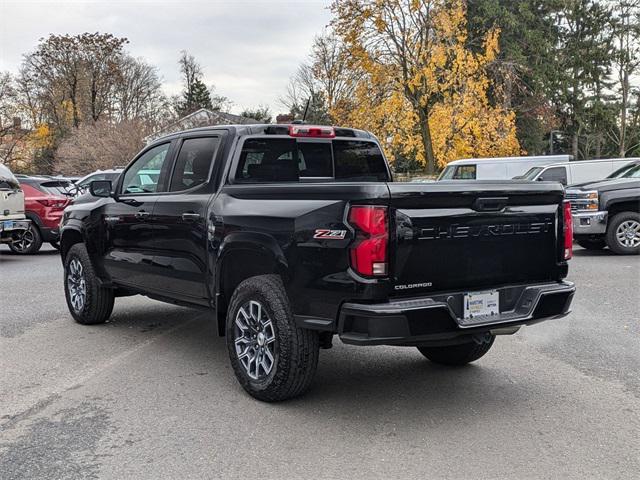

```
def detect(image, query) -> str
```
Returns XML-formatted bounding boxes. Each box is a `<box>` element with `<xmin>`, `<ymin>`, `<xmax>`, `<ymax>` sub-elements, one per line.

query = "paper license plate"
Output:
<box><xmin>464</xmin><ymin>290</ymin><xmax>499</xmax><ymax>319</ymax></box>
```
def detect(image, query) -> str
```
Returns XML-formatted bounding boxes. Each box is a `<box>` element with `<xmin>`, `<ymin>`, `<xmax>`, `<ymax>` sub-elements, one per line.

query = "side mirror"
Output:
<box><xmin>89</xmin><ymin>180</ymin><xmax>113</xmax><ymax>198</ymax></box>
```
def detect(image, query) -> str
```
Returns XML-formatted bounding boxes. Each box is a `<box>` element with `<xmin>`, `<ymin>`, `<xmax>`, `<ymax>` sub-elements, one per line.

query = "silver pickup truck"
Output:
<box><xmin>0</xmin><ymin>164</ymin><xmax>30</xmax><ymax>245</ymax></box>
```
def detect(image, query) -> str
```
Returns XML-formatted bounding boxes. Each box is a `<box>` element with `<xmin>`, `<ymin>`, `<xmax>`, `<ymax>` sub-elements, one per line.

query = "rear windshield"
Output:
<box><xmin>36</xmin><ymin>181</ymin><xmax>75</xmax><ymax>196</ymax></box>
<box><xmin>234</xmin><ymin>138</ymin><xmax>389</xmax><ymax>183</ymax></box>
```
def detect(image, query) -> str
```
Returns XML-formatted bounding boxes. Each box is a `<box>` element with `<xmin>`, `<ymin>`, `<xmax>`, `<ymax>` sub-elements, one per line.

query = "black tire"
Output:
<box><xmin>50</xmin><ymin>241</ymin><xmax>60</xmax><ymax>250</ymax></box>
<box><xmin>417</xmin><ymin>335</ymin><xmax>495</xmax><ymax>366</ymax></box>
<box><xmin>9</xmin><ymin>224</ymin><xmax>43</xmax><ymax>254</ymax></box>
<box><xmin>226</xmin><ymin>274</ymin><xmax>319</xmax><ymax>402</ymax></box>
<box><xmin>575</xmin><ymin>238</ymin><xmax>606</xmax><ymax>250</ymax></box>
<box><xmin>605</xmin><ymin>212</ymin><xmax>640</xmax><ymax>255</ymax></box>
<box><xmin>64</xmin><ymin>243</ymin><xmax>114</xmax><ymax>325</ymax></box>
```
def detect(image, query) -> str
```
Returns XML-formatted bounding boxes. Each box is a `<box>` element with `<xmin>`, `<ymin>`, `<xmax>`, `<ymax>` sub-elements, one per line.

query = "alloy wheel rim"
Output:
<box><xmin>13</xmin><ymin>227</ymin><xmax>34</xmax><ymax>252</ymax></box>
<box><xmin>234</xmin><ymin>300</ymin><xmax>276</xmax><ymax>380</ymax></box>
<box><xmin>615</xmin><ymin>220</ymin><xmax>640</xmax><ymax>248</ymax></box>
<box><xmin>67</xmin><ymin>258</ymin><xmax>87</xmax><ymax>313</ymax></box>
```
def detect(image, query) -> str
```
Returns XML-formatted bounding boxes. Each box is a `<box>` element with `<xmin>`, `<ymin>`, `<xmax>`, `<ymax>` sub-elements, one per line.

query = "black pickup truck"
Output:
<box><xmin>567</xmin><ymin>160</ymin><xmax>640</xmax><ymax>255</ymax></box>
<box><xmin>60</xmin><ymin>124</ymin><xmax>575</xmax><ymax>401</ymax></box>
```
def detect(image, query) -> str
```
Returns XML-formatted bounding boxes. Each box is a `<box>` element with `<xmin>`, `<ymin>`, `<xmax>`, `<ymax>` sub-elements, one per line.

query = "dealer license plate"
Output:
<box><xmin>464</xmin><ymin>290</ymin><xmax>499</xmax><ymax>319</ymax></box>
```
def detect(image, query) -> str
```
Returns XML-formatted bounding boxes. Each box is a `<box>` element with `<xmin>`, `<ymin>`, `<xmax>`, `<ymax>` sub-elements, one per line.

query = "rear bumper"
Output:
<box><xmin>337</xmin><ymin>281</ymin><xmax>575</xmax><ymax>346</ymax></box>
<box><xmin>572</xmin><ymin>211</ymin><xmax>607</xmax><ymax>235</ymax></box>
<box><xmin>0</xmin><ymin>219</ymin><xmax>31</xmax><ymax>242</ymax></box>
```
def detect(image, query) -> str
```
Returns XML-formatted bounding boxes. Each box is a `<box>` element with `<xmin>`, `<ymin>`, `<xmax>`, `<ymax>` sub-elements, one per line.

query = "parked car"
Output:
<box><xmin>438</xmin><ymin>155</ymin><xmax>572</xmax><ymax>181</ymax></box>
<box><xmin>9</xmin><ymin>176</ymin><xmax>73</xmax><ymax>254</ymax></box>
<box><xmin>516</xmin><ymin>158</ymin><xmax>636</xmax><ymax>186</ymax></box>
<box><xmin>74</xmin><ymin>168</ymin><xmax>123</xmax><ymax>195</ymax></box>
<box><xmin>566</xmin><ymin>169</ymin><xmax>640</xmax><ymax>254</ymax></box>
<box><xmin>606</xmin><ymin>159</ymin><xmax>640</xmax><ymax>179</ymax></box>
<box><xmin>60</xmin><ymin>124</ymin><xmax>575</xmax><ymax>401</ymax></box>
<box><xmin>0</xmin><ymin>164</ymin><xmax>30</xmax><ymax>245</ymax></box>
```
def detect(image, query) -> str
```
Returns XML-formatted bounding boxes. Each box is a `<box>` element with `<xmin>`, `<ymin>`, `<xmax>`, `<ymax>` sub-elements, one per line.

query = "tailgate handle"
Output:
<box><xmin>473</xmin><ymin>197</ymin><xmax>508</xmax><ymax>212</ymax></box>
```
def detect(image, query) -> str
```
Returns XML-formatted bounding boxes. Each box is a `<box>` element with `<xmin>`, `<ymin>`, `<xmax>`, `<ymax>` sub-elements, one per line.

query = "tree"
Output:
<box><xmin>611</xmin><ymin>0</ymin><xmax>640</xmax><ymax>156</ymax></box>
<box><xmin>309</xmin><ymin>34</ymin><xmax>355</xmax><ymax>117</ymax></box>
<box><xmin>240</xmin><ymin>105</ymin><xmax>272</xmax><ymax>123</ymax></box>
<box><xmin>112</xmin><ymin>55</ymin><xmax>165</xmax><ymax>123</ymax></box>
<box><xmin>552</xmin><ymin>0</ymin><xmax>614</xmax><ymax>159</ymax></box>
<box><xmin>55</xmin><ymin>119</ymin><xmax>151</xmax><ymax>174</ymax></box>
<box><xmin>280</xmin><ymin>63</ymin><xmax>331</xmax><ymax>124</ymax></box>
<box><xmin>466</xmin><ymin>0</ymin><xmax>563</xmax><ymax>154</ymax></box>
<box><xmin>176</xmin><ymin>51</ymin><xmax>213</xmax><ymax>116</ymax></box>
<box><xmin>23</xmin><ymin>33</ymin><xmax>128</xmax><ymax>129</ymax></box>
<box><xmin>331</xmin><ymin>0</ymin><xmax>520</xmax><ymax>170</ymax></box>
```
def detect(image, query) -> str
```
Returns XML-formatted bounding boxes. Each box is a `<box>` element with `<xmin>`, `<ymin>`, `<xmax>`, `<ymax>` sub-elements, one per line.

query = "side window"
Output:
<box><xmin>539</xmin><ymin>167</ymin><xmax>567</xmax><ymax>185</ymax></box>
<box><xmin>121</xmin><ymin>143</ymin><xmax>171</xmax><ymax>194</ymax></box>
<box><xmin>169</xmin><ymin>137</ymin><xmax>220</xmax><ymax>192</ymax></box>
<box><xmin>453</xmin><ymin>165</ymin><xmax>476</xmax><ymax>179</ymax></box>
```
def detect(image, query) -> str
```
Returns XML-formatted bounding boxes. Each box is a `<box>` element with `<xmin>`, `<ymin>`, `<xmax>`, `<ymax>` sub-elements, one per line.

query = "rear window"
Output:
<box><xmin>234</xmin><ymin>138</ymin><xmax>388</xmax><ymax>183</ymax></box>
<box><xmin>333</xmin><ymin>140</ymin><xmax>388</xmax><ymax>181</ymax></box>
<box><xmin>36</xmin><ymin>181</ymin><xmax>75</xmax><ymax>196</ymax></box>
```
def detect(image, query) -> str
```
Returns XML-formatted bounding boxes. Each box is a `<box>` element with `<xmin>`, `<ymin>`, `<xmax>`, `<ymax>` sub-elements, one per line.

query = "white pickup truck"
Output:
<box><xmin>0</xmin><ymin>164</ymin><xmax>30</xmax><ymax>245</ymax></box>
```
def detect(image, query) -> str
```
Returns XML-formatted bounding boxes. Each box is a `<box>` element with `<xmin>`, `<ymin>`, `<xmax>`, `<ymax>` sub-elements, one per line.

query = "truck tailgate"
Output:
<box><xmin>388</xmin><ymin>181</ymin><xmax>565</xmax><ymax>296</ymax></box>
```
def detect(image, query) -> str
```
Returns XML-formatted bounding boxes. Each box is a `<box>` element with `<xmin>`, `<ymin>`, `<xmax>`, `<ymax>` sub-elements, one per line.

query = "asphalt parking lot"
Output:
<box><xmin>1</xmin><ymin>244</ymin><xmax>638</xmax><ymax>479</ymax></box>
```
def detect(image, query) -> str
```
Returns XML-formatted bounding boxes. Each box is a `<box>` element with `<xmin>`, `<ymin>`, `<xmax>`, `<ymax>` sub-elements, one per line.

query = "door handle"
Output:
<box><xmin>135</xmin><ymin>210</ymin><xmax>150</xmax><ymax>219</ymax></box>
<box><xmin>181</xmin><ymin>212</ymin><xmax>201</xmax><ymax>222</ymax></box>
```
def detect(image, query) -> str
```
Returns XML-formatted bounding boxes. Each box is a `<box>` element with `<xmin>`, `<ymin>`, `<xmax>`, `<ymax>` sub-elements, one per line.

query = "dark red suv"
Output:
<box><xmin>10</xmin><ymin>177</ymin><xmax>73</xmax><ymax>254</ymax></box>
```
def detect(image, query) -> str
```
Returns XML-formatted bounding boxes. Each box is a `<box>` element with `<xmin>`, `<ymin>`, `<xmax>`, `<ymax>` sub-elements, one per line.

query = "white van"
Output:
<box><xmin>0</xmin><ymin>164</ymin><xmax>30</xmax><ymax>244</ymax></box>
<box><xmin>518</xmin><ymin>158</ymin><xmax>637</xmax><ymax>186</ymax></box>
<box><xmin>437</xmin><ymin>155</ymin><xmax>572</xmax><ymax>181</ymax></box>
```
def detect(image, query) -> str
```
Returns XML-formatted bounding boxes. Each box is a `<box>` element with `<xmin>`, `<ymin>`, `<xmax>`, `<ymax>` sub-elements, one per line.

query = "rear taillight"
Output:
<box><xmin>37</xmin><ymin>198</ymin><xmax>68</xmax><ymax>208</ymax></box>
<box><xmin>563</xmin><ymin>201</ymin><xmax>573</xmax><ymax>260</ymax></box>
<box><xmin>348</xmin><ymin>205</ymin><xmax>388</xmax><ymax>276</ymax></box>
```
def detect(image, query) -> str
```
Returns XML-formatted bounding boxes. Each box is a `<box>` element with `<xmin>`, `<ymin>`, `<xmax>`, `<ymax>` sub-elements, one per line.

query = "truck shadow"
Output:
<box><xmin>572</xmin><ymin>248</ymin><xmax>615</xmax><ymax>257</ymax></box>
<box><xmin>96</xmin><ymin>301</ymin><xmax>545</xmax><ymax>427</ymax></box>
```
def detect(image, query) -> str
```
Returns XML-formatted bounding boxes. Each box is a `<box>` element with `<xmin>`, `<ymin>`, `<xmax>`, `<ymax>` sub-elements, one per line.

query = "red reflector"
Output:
<box><xmin>288</xmin><ymin>125</ymin><xmax>335</xmax><ymax>138</ymax></box>
<box><xmin>348</xmin><ymin>205</ymin><xmax>388</xmax><ymax>276</ymax></box>
<box><xmin>563</xmin><ymin>201</ymin><xmax>573</xmax><ymax>260</ymax></box>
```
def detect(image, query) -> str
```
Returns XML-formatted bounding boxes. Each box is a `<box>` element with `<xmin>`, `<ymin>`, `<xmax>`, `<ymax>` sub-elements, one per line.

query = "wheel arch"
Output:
<box><xmin>606</xmin><ymin>199</ymin><xmax>640</xmax><ymax>218</ymax></box>
<box><xmin>214</xmin><ymin>233</ymin><xmax>289</xmax><ymax>336</ymax></box>
<box><xmin>60</xmin><ymin>227</ymin><xmax>84</xmax><ymax>263</ymax></box>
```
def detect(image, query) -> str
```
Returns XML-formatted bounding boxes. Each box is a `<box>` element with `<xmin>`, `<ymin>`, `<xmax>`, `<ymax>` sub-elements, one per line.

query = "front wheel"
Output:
<box><xmin>226</xmin><ymin>274</ymin><xmax>319</xmax><ymax>402</ymax></box>
<box><xmin>606</xmin><ymin>212</ymin><xmax>640</xmax><ymax>255</ymax></box>
<box><xmin>64</xmin><ymin>244</ymin><xmax>114</xmax><ymax>325</ymax></box>
<box><xmin>417</xmin><ymin>335</ymin><xmax>495</xmax><ymax>366</ymax></box>
<box><xmin>9</xmin><ymin>224</ymin><xmax>43</xmax><ymax>254</ymax></box>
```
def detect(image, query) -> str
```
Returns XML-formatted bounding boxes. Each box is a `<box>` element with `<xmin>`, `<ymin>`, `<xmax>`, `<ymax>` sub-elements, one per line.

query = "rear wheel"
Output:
<box><xmin>64</xmin><ymin>244</ymin><xmax>114</xmax><ymax>325</ymax></box>
<box><xmin>9</xmin><ymin>224</ymin><xmax>43</xmax><ymax>254</ymax></box>
<box><xmin>606</xmin><ymin>212</ymin><xmax>640</xmax><ymax>255</ymax></box>
<box><xmin>50</xmin><ymin>241</ymin><xmax>60</xmax><ymax>250</ymax></box>
<box><xmin>575</xmin><ymin>238</ymin><xmax>606</xmax><ymax>250</ymax></box>
<box><xmin>417</xmin><ymin>335</ymin><xmax>495</xmax><ymax>366</ymax></box>
<box><xmin>226</xmin><ymin>274</ymin><xmax>319</xmax><ymax>402</ymax></box>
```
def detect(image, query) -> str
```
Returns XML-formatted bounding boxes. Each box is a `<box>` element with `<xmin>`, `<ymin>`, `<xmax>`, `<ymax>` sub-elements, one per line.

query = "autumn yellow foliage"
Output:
<box><xmin>331</xmin><ymin>0</ymin><xmax>521</xmax><ymax>171</ymax></box>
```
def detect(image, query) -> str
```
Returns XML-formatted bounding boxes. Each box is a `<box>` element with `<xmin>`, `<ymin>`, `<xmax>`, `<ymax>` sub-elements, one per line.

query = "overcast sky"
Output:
<box><xmin>0</xmin><ymin>0</ymin><xmax>333</xmax><ymax>114</ymax></box>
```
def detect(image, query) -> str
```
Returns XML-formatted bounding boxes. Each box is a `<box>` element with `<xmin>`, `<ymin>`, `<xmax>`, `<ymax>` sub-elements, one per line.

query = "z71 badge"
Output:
<box><xmin>313</xmin><ymin>229</ymin><xmax>347</xmax><ymax>240</ymax></box>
